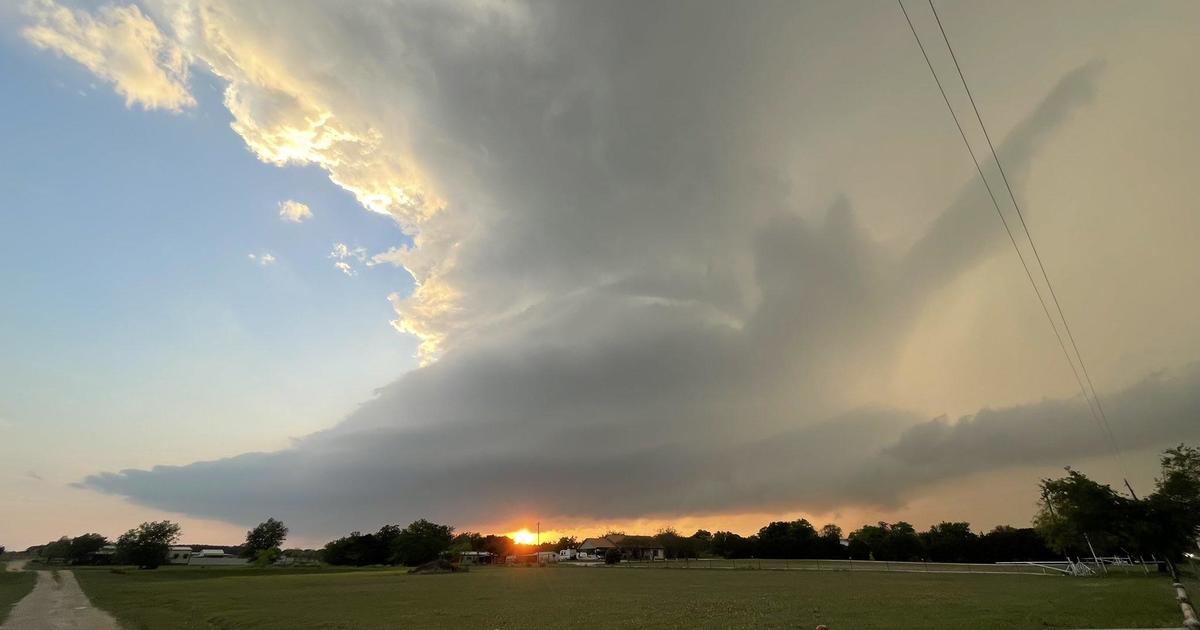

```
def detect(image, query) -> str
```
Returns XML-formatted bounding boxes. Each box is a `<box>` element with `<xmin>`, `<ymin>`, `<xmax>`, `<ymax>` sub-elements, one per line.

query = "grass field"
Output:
<box><xmin>0</xmin><ymin>569</ymin><xmax>36</xmax><ymax>624</ymax></box>
<box><xmin>72</xmin><ymin>564</ymin><xmax>1185</xmax><ymax>630</ymax></box>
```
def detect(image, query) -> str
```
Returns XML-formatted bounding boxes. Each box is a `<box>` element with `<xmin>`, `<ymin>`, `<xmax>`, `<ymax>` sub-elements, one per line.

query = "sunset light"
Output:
<box><xmin>510</xmin><ymin>529</ymin><xmax>538</xmax><ymax>545</ymax></box>
<box><xmin>6</xmin><ymin>1</ymin><xmax>1199</xmax><ymax>627</ymax></box>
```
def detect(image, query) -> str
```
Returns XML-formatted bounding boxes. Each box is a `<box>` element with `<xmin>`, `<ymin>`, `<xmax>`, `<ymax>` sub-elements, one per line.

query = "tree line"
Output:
<box><xmin>318</xmin><ymin>443</ymin><xmax>1198</xmax><ymax>567</ymax></box>
<box><xmin>10</xmin><ymin>444</ymin><xmax>1196</xmax><ymax>570</ymax></box>
<box><xmin>23</xmin><ymin>517</ymin><xmax>292</xmax><ymax>570</ymax></box>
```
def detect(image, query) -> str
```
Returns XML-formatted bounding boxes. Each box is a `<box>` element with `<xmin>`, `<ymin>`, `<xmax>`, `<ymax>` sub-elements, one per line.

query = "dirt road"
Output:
<box><xmin>1</xmin><ymin>568</ymin><xmax>121</xmax><ymax>630</ymax></box>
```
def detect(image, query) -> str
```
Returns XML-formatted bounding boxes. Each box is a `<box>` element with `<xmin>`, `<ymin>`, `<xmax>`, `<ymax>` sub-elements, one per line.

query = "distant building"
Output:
<box><xmin>577</xmin><ymin>535</ymin><xmax>664</xmax><ymax>561</ymax></box>
<box><xmin>168</xmin><ymin>546</ymin><xmax>193</xmax><ymax>564</ymax></box>
<box><xmin>507</xmin><ymin>551</ymin><xmax>558</xmax><ymax>566</ymax></box>
<box><xmin>77</xmin><ymin>544</ymin><xmax>117</xmax><ymax>565</ymax></box>
<box><xmin>457</xmin><ymin>551</ymin><xmax>495</xmax><ymax>565</ymax></box>
<box><xmin>558</xmin><ymin>548</ymin><xmax>577</xmax><ymax>561</ymax></box>
<box><xmin>188</xmin><ymin>548</ymin><xmax>249</xmax><ymax>566</ymax></box>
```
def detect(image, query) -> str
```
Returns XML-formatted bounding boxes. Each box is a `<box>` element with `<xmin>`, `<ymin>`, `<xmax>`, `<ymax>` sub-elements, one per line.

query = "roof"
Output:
<box><xmin>578</xmin><ymin>535</ymin><xmax>663</xmax><ymax>551</ymax></box>
<box><xmin>609</xmin><ymin>535</ymin><xmax>662</xmax><ymax>549</ymax></box>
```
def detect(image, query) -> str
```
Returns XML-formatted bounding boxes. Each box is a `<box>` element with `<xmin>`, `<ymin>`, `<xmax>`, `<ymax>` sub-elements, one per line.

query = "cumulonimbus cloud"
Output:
<box><xmin>28</xmin><ymin>1</ymin><xmax>1182</xmax><ymax>539</ymax></box>
<box><xmin>82</xmin><ymin>57</ymin><xmax>1116</xmax><ymax>537</ymax></box>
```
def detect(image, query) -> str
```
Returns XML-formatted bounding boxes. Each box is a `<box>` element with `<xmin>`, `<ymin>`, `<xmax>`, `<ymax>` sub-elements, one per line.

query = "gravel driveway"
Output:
<box><xmin>1</xmin><ymin>567</ymin><xmax>121</xmax><ymax>630</ymax></box>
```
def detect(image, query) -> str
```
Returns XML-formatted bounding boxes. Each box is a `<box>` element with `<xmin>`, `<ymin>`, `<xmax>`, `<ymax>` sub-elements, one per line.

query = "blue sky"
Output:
<box><xmin>0</xmin><ymin>32</ymin><xmax>417</xmax><ymax>474</ymax></box>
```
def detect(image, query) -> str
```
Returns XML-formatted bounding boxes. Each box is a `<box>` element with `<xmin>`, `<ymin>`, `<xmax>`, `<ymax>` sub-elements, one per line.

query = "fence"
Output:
<box><xmin>609</xmin><ymin>557</ymin><xmax>1163</xmax><ymax>577</ymax></box>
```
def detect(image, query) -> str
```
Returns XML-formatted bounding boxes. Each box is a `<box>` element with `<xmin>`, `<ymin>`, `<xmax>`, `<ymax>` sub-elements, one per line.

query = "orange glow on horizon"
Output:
<box><xmin>510</xmin><ymin>529</ymin><xmax>538</xmax><ymax>545</ymax></box>
<box><xmin>504</xmin><ymin>527</ymin><xmax>573</xmax><ymax>545</ymax></box>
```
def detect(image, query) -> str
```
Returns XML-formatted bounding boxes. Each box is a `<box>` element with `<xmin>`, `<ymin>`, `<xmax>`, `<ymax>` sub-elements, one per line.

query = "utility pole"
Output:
<box><xmin>537</xmin><ymin>521</ymin><xmax>540</xmax><ymax>547</ymax></box>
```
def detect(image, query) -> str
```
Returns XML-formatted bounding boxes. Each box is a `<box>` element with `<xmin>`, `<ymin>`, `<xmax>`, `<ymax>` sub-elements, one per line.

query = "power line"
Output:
<box><xmin>924</xmin><ymin>0</ymin><xmax>1134</xmax><ymax>497</ymax></box>
<box><xmin>923</xmin><ymin>0</ymin><xmax>1132</xmax><ymax>496</ymax></box>
<box><xmin>896</xmin><ymin>0</ymin><xmax>1131</xmax><ymax>493</ymax></box>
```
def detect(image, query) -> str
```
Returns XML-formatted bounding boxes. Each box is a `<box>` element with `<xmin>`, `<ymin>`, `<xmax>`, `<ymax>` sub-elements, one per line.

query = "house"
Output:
<box><xmin>577</xmin><ymin>535</ymin><xmax>664</xmax><ymax>561</ymax></box>
<box><xmin>77</xmin><ymin>544</ymin><xmax>117</xmax><ymax>565</ymax></box>
<box><xmin>168</xmin><ymin>546</ymin><xmax>193</xmax><ymax>564</ymax></box>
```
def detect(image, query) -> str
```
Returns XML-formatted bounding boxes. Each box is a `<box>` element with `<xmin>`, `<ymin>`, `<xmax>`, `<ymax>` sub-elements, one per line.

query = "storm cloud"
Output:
<box><xmin>26</xmin><ymin>0</ymin><xmax>1197</xmax><ymax>538</ymax></box>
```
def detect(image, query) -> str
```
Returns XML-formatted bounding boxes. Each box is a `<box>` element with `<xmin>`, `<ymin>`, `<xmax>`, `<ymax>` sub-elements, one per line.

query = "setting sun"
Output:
<box><xmin>510</xmin><ymin>529</ymin><xmax>538</xmax><ymax>545</ymax></box>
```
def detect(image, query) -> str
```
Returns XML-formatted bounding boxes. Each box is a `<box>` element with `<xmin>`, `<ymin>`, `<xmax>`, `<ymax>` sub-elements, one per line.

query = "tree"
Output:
<box><xmin>920</xmin><ymin>522</ymin><xmax>978</xmax><ymax>563</ymax></box>
<box><xmin>554</xmin><ymin>536</ymin><xmax>579</xmax><ymax>551</ymax></box>
<box><xmin>322</xmin><ymin>525</ymin><xmax>400</xmax><ymax>566</ymax></box>
<box><xmin>690</xmin><ymin>530</ymin><xmax>713</xmax><ymax>557</ymax></box>
<box><xmin>977</xmin><ymin>526</ymin><xmax>1053</xmax><ymax>562</ymax></box>
<box><xmin>1034</xmin><ymin>468</ymin><xmax>1128</xmax><ymax>557</ymax></box>
<box><xmin>846</xmin><ymin>522</ymin><xmax>922</xmax><ymax>561</ymax></box>
<box><xmin>817</xmin><ymin>524</ymin><xmax>844</xmax><ymax>558</ymax></box>
<box><xmin>67</xmin><ymin>534</ymin><xmax>108</xmax><ymax>565</ymax></box>
<box><xmin>1033</xmin><ymin>447</ymin><xmax>1200</xmax><ymax>566</ymax></box>
<box><xmin>1139</xmin><ymin>444</ymin><xmax>1200</xmax><ymax>563</ymax></box>
<box><xmin>1156</xmin><ymin>444</ymin><xmax>1200</xmax><ymax>511</ymax></box>
<box><xmin>755</xmin><ymin>519</ymin><xmax>818</xmax><ymax>559</ymax></box>
<box><xmin>390</xmin><ymin>519</ymin><xmax>454</xmax><ymax>566</ymax></box>
<box><xmin>448</xmin><ymin>532</ymin><xmax>481</xmax><ymax>557</ymax></box>
<box><xmin>0</xmin><ymin>546</ymin><xmax>5</xmax><ymax>556</ymax></box>
<box><xmin>116</xmin><ymin>521</ymin><xmax>182</xmax><ymax>569</ymax></box>
<box><xmin>479</xmin><ymin>535</ymin><xmax>514</xmax><ymax>559</ymax></box>
<box><xmin>654</xmin><ymin>527</ymin><xmax>696</xmax><ymax>559</ymax></box>
<box><xmin>243</xmin><ymin>518</ymin><xmax>289</xmax><ymax>558</ymax></box>
<box><xmin>322</xmin><ymin>532</ymin><xmax>369</xmax><ymax>566</ymax></box>
<box><xmin>710</xmin><ymin>531</ymin><xmax>754</xmax><ymax>559</ymax></box>
<box><xmin>40</xmin><ymin>537</ymin><xmax>71</xmax><ymax>562</ymax></box>
<box><xmin>252</xmin><ymin>548</ymin><xmax>281</xmax><ymax>567</ymax></box>
<box><xmin>604</xmin><ymin>547</ymin><xmax>621</xmax><ymax>564</ymax></box>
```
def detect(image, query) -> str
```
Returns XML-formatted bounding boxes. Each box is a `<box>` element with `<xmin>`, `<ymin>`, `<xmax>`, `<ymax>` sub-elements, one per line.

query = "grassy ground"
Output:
<box><xmin>0</xmin><ymin>570</ymin><xmax>36</xmax><ymax>624</ymax></box>
<box><xmin>72</xmin><ymin>564</ymin><xmax>1184</xmax><ymax>630</ymax></box>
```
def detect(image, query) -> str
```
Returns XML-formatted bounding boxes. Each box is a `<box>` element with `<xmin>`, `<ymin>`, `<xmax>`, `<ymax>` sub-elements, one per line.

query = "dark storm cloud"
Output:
<box><xmin>78</xmin><ymin>54</ymin><xmax>1136</xmax><ymax>538</ymax></box>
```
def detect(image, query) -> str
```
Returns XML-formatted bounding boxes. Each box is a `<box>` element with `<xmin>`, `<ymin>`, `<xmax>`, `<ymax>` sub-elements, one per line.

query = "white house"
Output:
<box><xmin>167</xmin><ymin>546</ymin><xmax>193</xmax><ymax>564</ymax></box>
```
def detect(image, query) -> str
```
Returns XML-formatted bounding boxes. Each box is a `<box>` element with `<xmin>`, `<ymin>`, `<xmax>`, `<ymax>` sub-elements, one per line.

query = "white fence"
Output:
<box><xmin>609</xmin><ymin>557</ymin><xmax>1163</xmax><ymax>577</ymax></box>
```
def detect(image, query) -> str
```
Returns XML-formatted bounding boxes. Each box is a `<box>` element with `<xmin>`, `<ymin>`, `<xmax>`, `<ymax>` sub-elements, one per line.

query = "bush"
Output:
<box><xmin>604</xmin><ymin>548</ymin><xmax>621</xmax><ymax>564</ymax></box>
<box><xmin>253</xmin><ymin>548</ymin><xmax>281</xmax><ymax>567</ymax></box>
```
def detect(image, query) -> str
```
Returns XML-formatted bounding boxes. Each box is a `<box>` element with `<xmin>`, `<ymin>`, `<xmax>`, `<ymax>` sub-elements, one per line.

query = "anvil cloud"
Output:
<box><xmin>18</xmin><ymin>0</ymin><xmax>1200</xmax><ymax>540</ymax></box>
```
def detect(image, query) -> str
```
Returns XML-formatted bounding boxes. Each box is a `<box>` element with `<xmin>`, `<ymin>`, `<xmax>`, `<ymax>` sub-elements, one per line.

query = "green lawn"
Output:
<box><xmin>71</xmin><ymin>564</ymin><xmax>1185</xmax><ymax>630</ymax></box>
<box><xmin>0</xmin><ymin>569</ymin><xmax>36</xmax><ymax>624</ymax></box>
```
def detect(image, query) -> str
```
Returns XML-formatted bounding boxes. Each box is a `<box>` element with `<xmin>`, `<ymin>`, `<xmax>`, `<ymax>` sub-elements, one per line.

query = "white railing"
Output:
<box><xmin>610</xmin><ymin>556</ymin><xmax>1164</xmax><ymax>577</ymax></box>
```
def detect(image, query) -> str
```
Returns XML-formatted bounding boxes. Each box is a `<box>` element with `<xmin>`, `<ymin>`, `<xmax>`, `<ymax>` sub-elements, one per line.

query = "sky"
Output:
<box><xmin>1</xmin><ymin>0</ymin><xmax>1198</xmax><ymax>551</ymax></box>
